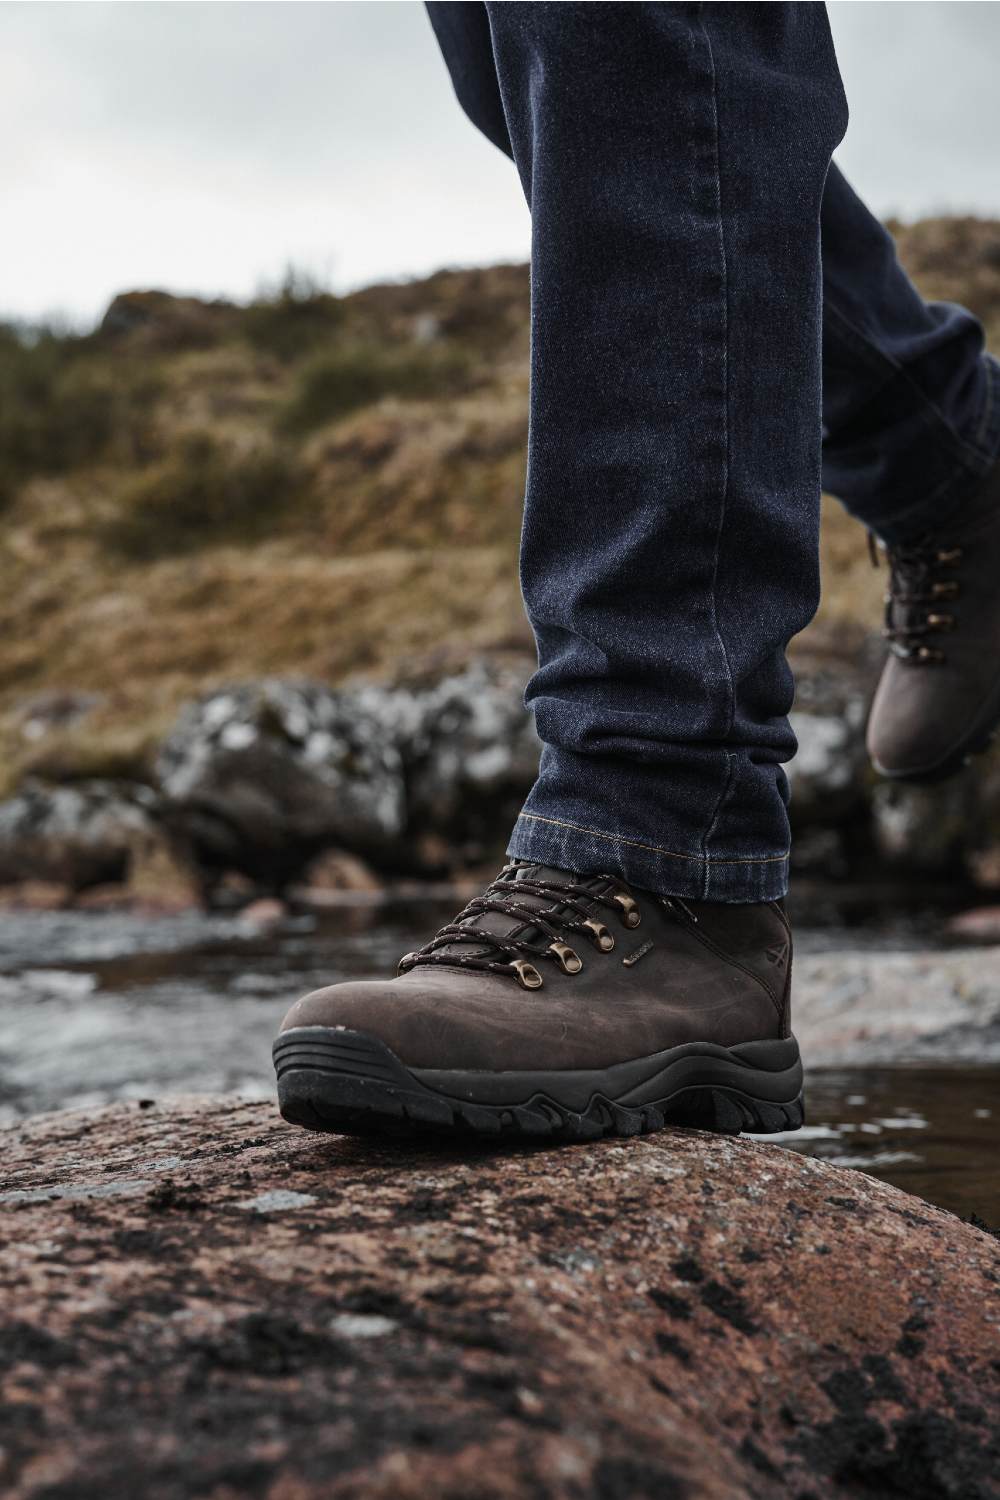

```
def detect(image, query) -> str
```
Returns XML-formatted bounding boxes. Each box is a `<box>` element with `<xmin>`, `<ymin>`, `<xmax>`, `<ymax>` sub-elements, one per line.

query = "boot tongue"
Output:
<box><xmin>436</xmin><ymin>863</ymin><xmax>603</xmax><ymax>960</ymax></box>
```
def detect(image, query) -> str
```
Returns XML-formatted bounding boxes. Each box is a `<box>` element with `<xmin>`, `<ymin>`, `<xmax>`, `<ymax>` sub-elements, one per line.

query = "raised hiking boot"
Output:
<box><xmin>273</xmin><ymin>862</ymin><xmax>803</xmax><ymax>1142</ymax></box>
<box><xmin>867</xmin><ymin>462</ymin><xmax>1000</xmax><ymax>781</ymax></box>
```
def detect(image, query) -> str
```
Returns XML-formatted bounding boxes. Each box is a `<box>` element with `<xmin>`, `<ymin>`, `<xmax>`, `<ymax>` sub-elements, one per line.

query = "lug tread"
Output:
<box><xmin>274</xmin><ymin>1028</ymin><xmax>805</xmax><ymax>1143</ymax></box>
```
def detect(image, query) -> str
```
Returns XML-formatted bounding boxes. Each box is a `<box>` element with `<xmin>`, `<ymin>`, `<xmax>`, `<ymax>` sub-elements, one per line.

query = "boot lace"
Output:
<box><xmin>869</xmin><ymin>531</ymin><xmax>962</xmax><ymax>664</ymax></box>
<box><xmin>397</xmin><ymin>863</ymin><xmax>642</xmax><ymax>990</ymax></box>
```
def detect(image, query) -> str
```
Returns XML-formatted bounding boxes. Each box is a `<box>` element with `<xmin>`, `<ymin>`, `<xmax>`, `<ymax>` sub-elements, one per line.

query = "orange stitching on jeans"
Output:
<box><xmin>515</xmin><ymin>812</ymin><xmax>789</xmax><ymax>867</ymax></box>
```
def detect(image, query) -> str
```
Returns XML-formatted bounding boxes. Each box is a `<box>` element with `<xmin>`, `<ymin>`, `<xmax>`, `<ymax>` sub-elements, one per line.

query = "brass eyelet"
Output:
<box><xmin>917</xmin><ymin>646</ymin><xmax>944</xmax><ymax>663</ymax></box>
<box><xmin>548</xmin><ymin>941</ymin><xmax>583</xmax><ymax>974</ymax></box>
<box><xmin>936</xmin><ymin>548</ymin><xmax>962</xmax><ymax>564</ymax></box>
<box><xmin>925</xmin><ymin>613</ymin><xmax>954</xmax><ymax>630</ymax></box>
<box><xmin>511</xmin><ymin>959</ymin><xmax>543</xmax><ymax>990</ymax></box>
<box><xmin>931</xmin><ymin>581</ymin><xmax>959</xmax><ymax>599</ymax></box>
<box><xmin>613</xmin><ymin>893</ymin><xmax>641</xmax><ymax>928</ymax></box>
<box><xmin>583</xmin><ymin>918</ymin><xmax>615</xmax><ymax>952</ymax></box>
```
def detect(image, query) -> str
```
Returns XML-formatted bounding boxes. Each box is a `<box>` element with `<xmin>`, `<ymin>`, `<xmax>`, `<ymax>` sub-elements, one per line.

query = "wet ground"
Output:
<box><xmin>0</xmin><ymin>897</ymin><xmax>997</xmax><ymax>1223</ymax></box>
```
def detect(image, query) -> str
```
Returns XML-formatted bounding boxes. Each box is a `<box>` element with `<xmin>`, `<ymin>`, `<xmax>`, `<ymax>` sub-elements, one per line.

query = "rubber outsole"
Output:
<box><xmin>273</xmin><ymin>1026</ymin><xmax>805</xmax><ymax>1142</ymax></box>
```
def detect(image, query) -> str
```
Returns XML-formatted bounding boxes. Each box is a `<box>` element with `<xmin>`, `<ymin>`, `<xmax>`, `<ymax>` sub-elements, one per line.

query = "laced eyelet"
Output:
<box><xmin>931</xmin><ymin>581</ymin><xmax>959</xmax><ymax>599</ymax></box>
<box><xmin>583</xmin><ymin>918</ymin><xmax>615</xmax><ymax>952</ymax></box>
<box><xmin>511</xmin><ymin>958</ymin><xmax>543</xmax><ymax>989</ymax></box>
<box><xmin>925</xmin><ymin>612</ymin><xmax>954</xmax><ymax>630</ymax></box>
<box><xmin>917</xmin><ymin>646</ymin><xmax>944</xmax><ymax>663</ymax></box>
<box><xmin>548</xmin><ymin>941</ymin><xmax>583</xmax><ymax>974</ymax></box>
<box><xmin>612</xmin><ymin>893</ymin><xmax>641</xmax><ymax>928</ymax></box>
<box><xmin>936</xmin><ymin>548</ymin><xmax>962</xmax><ymax>564</ymax></box>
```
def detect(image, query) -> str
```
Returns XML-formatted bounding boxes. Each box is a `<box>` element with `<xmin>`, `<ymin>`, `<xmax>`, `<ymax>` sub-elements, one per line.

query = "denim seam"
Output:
<box><xmin>825</xmin><ymin>298</ymin><xmax>997</xmax><ymax>473</ymax></box>
<box><xmin>697</xmin><ymin>14</ymin><xmax>737</xmax><ymax>868</ymax></box>
<box><xmin>515</xmin><ymin>812</ymin><xmax>789</xmax><ymax>867</ymax></box>
<box><xmin>699</xmin><ymin>751</ymin><xmax>736</xmax><ymax>897</ymax></box>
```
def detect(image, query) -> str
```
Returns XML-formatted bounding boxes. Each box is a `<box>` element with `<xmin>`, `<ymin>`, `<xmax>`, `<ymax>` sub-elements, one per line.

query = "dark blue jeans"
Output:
<box><xmin>427</xmin><ymin>2</ymin><xmax>1000</xmax><ymax>902</ymax></box>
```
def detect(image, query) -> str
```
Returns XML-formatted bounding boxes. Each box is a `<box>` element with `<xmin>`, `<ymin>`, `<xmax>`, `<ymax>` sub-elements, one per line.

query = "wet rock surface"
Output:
<box><xmin>1</xmin><ymin>1097</ymin><xmax>998</xmax><ymax>1500</ymax></box>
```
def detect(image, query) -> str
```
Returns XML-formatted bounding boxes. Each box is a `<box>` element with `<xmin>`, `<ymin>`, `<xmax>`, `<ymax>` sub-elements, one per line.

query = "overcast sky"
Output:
<box><xmin>2</xmin><ymin>1</ymin><xmax>998</xmax><ymax>328</ymax></box>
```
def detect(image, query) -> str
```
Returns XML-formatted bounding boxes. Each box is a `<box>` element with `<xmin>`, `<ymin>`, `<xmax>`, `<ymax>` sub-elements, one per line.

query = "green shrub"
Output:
<box><xmin>279</xmin><ymin>341</ymin><xmax>474</xmax><ymax>435</ymax></box>
<box><xmin>98</xmin><ymin>432</ymin><xmax>305</xmax><ymax>560</ymax></box>
<box><xmin>240</xmin><ymin>268</ymin><xmax>345</xmax><ymax>362</ymax></box>
<box><xmin>0</xmin><ymin>324</ymin><xmax>159</xmax><ymax>481</ymax></box>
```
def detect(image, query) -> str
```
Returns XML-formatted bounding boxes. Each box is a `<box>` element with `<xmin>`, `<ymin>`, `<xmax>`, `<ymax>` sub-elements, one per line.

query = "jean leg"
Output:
<box><xmin>425</xmin><ymin>2</ymin><xmax>513</xmax><ymax>159</ymax></box>
<box><xmin>467</xmin><ymin>3</ymin><xmax>847</xmax><ymax>902</ymax></box>
<box><xmin>822</xmin><ymin>164</ymin><xmax>1000</xmax><ymax>544</ymax></box>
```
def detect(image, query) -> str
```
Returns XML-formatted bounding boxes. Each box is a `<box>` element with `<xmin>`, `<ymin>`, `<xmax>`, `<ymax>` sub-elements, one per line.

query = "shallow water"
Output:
<box><xmin>0</xmin><ymin>900</ymin><xmax>997</xmax><ymax>1225</ymax></box>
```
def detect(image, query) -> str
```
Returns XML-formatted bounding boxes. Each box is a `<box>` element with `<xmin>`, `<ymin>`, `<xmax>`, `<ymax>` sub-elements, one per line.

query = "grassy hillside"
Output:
<box><xmin>2</xmin><ymin>220</ymin><xmax>999</xmax><ymax>797</ymax></box>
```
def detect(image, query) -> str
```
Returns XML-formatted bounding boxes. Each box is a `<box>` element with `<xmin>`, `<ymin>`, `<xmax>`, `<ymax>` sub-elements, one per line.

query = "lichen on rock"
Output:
<box><xmin>1</xmin><ymin>1097</ymin><xmax>997</xmax><ymax>1499</ymax></box>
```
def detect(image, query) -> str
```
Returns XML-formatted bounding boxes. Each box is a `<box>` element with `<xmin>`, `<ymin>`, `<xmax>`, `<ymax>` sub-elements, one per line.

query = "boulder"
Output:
<box><xmin>871</xmin><ymin>778</ymin><xmax>973</xmax><ymax>875</ymax></box>
<box><xmin>121</xmin><ymin>823</ymin><xmax>203</xmax><ymax>911</ymax></box>
<box><xmin>794</xmin><ymin>940</ymin><xmax>1000</xmax><ymax>1063</ymax></box>
<box><xmin>98</xmin><ymin>289</ymin><xmax>234</xmax><ymax>351</ymax></box>
<box><xmin>291</xmin><ymin>847</ymin><xmax>384</xmax><ymax>903</ymax></box>
<box><xmin>13</xmin><ymin>690</ymin><xmax>104</xmax><ymax>744</ymax></box>
<box><xmin>155</xmin><ymin>662</ymin><xmax>538</xmax><ymax>881</ymax></box>
<box><xmin>0</xmin><ymin>780</ymin><xmax>161</xmax><ymax>891</ymax></box>
<box><xmin>786</xmin><ymin>652</ymin><xmax>871</xmax><ymax>825</ymax></box>
<box><xmin>360</xmin><ymin>658</ymin><xmax>540</xmax><ymax>863</ymax></box>
<box><xmin>0</xmin><ymin>879</ymin><xmax>73</xmax><ymax>910</ymax></box>
<box><xmin>155</xmin><ymin>678</ymin><xmax>407</xmax><ymax>882</ymax></box>
<box><xmin>1</xmin><ymin>1098</ymin><xmax>997</xmax><ymax>1500</ymax></box>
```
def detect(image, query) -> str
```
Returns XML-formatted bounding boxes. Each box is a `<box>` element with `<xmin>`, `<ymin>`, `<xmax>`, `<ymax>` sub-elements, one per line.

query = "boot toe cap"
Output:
<box><xmin>866</xmin><ymin>667</ymin><xmax>960</xmax><ymax>778</ymax></box>
<box><xmin>281</xmin><ymin>981</ymin><xmax>402</xmax><ymax>1037</ymax></box>
<box><xmin>279</xmin><ymin>976</ymin><xmax>496</xmax><ymax>1069</ymax></box>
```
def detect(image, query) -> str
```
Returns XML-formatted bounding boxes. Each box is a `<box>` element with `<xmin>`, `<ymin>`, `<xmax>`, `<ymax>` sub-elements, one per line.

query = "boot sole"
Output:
<box><xmin>272</xmin><ymin>1027</ymin><xmax>804</xmax><ymax>1142</ymax></box>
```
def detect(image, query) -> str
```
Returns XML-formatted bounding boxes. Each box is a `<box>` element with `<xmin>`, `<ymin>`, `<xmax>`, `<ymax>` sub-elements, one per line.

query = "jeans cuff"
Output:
<box><xmin>507</xmin><ymin>809</ymin><xmax>789</xmax><ymax>904</ymax></box>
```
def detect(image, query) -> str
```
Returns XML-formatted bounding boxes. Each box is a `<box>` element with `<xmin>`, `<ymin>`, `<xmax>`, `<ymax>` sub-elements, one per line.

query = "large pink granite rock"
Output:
<box><xmin>1</xmin><ymin>1098</ymin><xmax>997</xmax><ymax>1499</ymax></box>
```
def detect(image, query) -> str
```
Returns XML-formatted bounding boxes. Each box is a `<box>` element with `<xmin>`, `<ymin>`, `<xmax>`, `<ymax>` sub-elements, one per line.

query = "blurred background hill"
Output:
<box><xmin>1</xmin><ymin>217</ymin><xmax>999</xmax><ymax>804</ymax></box>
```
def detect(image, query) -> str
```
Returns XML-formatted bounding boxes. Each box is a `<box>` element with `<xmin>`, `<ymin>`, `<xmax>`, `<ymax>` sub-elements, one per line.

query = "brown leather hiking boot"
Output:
<box><xmin>273</xmin><ymin>863</ymin><xmax>803</xmax><ymax>1142</ymax></box>
<box><xmin>867</xmin><ymin>463</ymin><xmax>1000</xmax><ymax>781</ymax></box>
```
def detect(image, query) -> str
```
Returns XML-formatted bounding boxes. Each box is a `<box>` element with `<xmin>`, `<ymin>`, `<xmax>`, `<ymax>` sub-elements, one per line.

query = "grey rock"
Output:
<box><xmin>155</xmin><ymin>661</ymin><xmax>538</xmax><ymax>879</ymax></box>
<box><xmin>871</xmin><ymin>778</ymin><xmax>973</xmax><ymax>873</ymax></box>
<box><xmin>156</xmin><ymin>678</ymin><xmax>407</xmax><ymax>879</ymax></box>
<box><xmin>794</xmin><ymin>938</ymin><xmax>1000</xmax><ymax>1063</ymax></box>
<box><xmin>362</xmin><ymin>658</ymin><xmax>539</xmax><ymax>856</ymax></box>
<box><xmin>786</xmin><ymin>661</ymin><xmax>869</xmax><ymax>822</ymax></box>
<box><xmin>15</xmin><ymin>690</ymin><xmax>104</xmax><ymax>743</ymax></box>
<box><xmin>0</xmin><ymin>780</ymin><xmax>160</xmax><ymax>890</ymax></box>
<box><xmin>2</xmin><ymin>1095</ymin><xmax>998</xmax><ymax>1500</ymax></box>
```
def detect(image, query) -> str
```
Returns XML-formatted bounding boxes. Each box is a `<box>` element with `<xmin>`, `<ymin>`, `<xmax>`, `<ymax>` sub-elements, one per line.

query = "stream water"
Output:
<box><xmin>1</xmin><ymin>899</ymin><xmax>997</xmax><ymax>1225</ymax></box>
